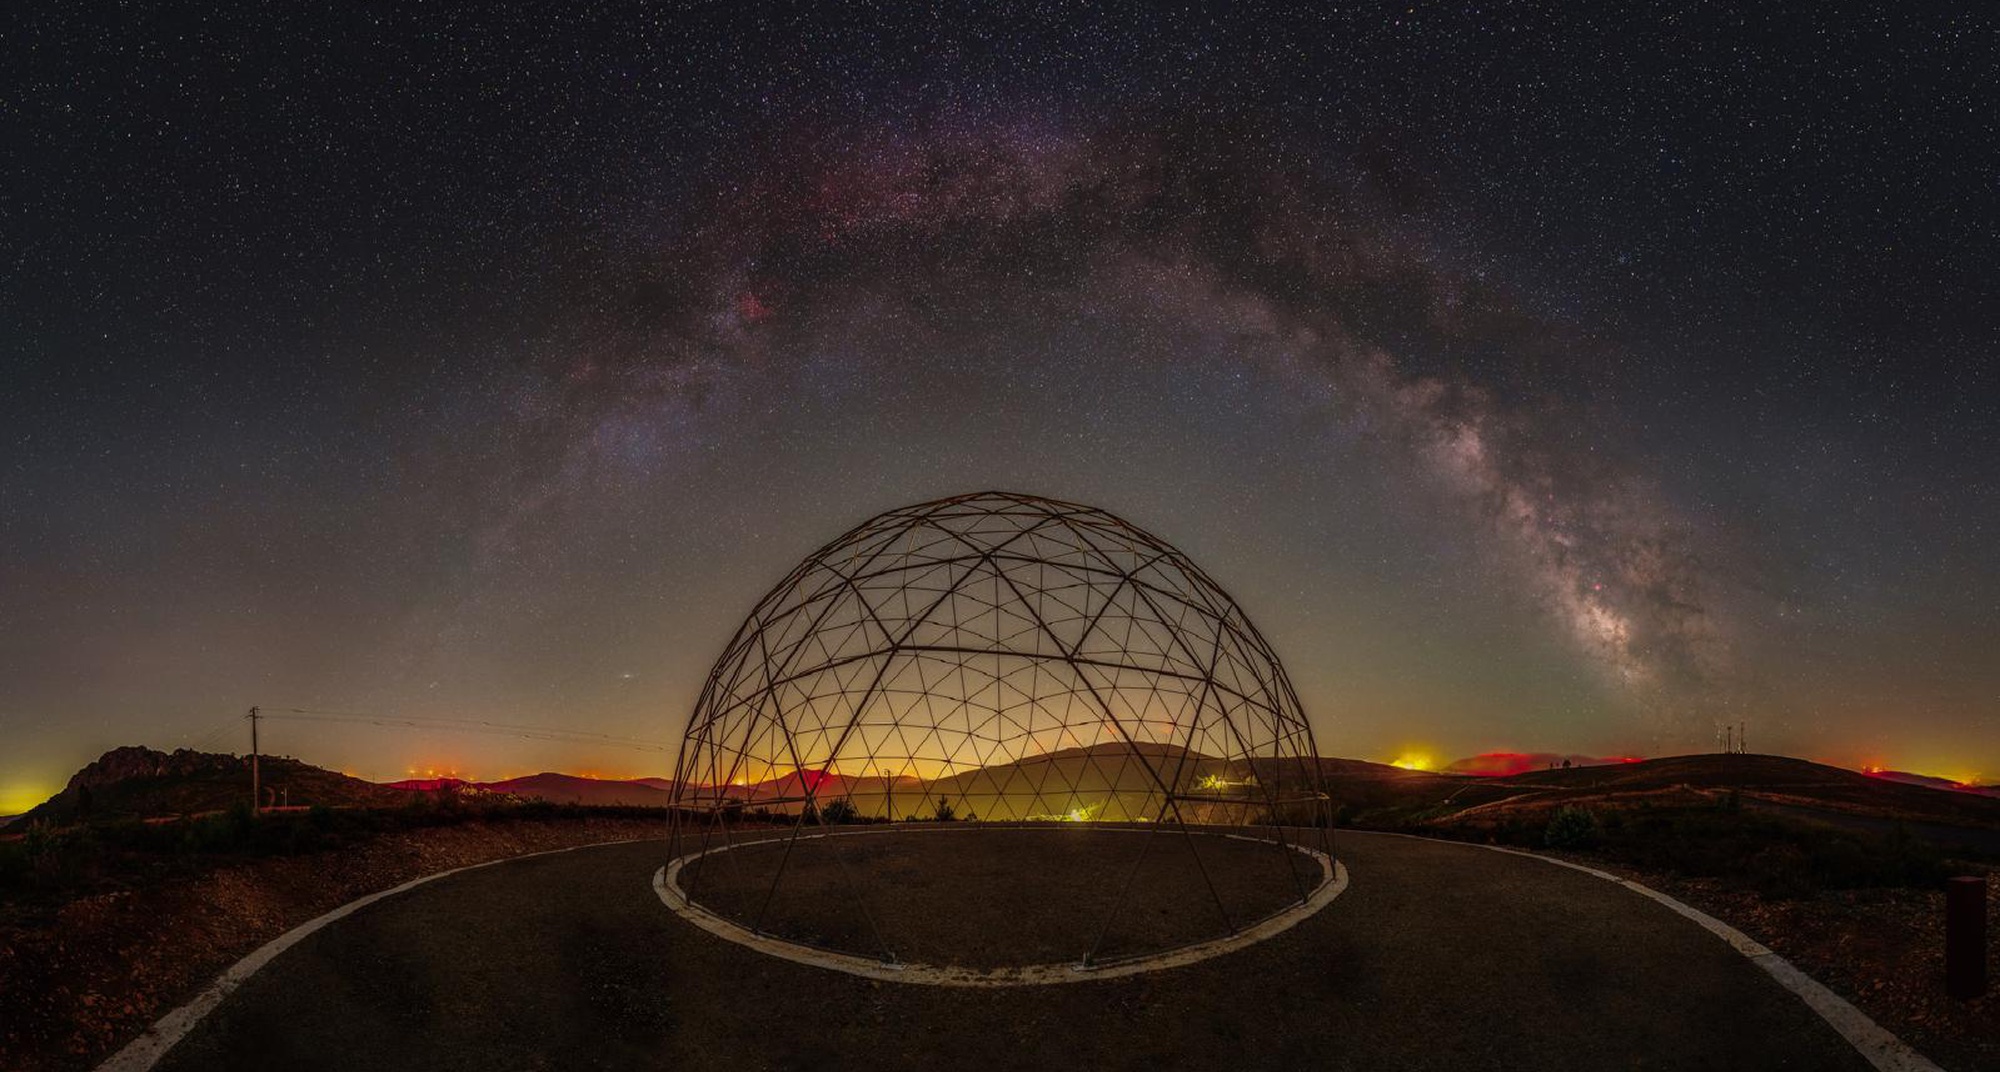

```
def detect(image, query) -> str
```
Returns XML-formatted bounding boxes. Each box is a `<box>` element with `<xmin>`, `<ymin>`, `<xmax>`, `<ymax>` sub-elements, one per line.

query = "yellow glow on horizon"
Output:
<box><xmin>2</xmin><ymin>782</ymin><xmax>52</xmax><ymax>815</ymax></box>
<box><xmin>1391</xmin><ymin>751</ymin><xmax>1435</xmax><ymax>772</ymax></box>
<box><xmin>1860</xmin><ymin>760</ymin><xmax>1988</xmax><ymax>788</ymax></box>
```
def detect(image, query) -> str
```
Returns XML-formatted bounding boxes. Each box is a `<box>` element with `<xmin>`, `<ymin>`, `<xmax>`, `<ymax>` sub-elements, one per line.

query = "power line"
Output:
<box><xmin>181</xmin><ymin>715</ymin><xmax>249</xmax><ymax>754</ymax></box>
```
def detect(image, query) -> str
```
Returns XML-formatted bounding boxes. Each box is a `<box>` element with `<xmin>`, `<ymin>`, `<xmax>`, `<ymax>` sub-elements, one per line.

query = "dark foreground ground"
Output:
<box><xmin>156</xmin><ymin>830</ymin><xmax>1881</xmax><ymax>1072</ymax></box>
<box><xmin>0</xmin><ymin>813</ymin><xmax>676</xmax><ymax>1072</ymax></box>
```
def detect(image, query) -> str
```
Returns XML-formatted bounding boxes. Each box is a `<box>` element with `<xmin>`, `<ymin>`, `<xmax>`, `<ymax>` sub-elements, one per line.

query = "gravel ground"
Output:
<box><xmin>679</xmin><ymin>824</ymin><xmax>1325</xmax><ymax>967</ymax></box>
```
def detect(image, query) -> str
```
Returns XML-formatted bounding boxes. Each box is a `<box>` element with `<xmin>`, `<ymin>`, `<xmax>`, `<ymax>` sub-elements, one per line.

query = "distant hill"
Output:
<box><xmin>701</xmin><ymin>744</ymin><xmax>1421</xmax><ymax>822</ymax></box>
<box><xmin>1866</xmin><ymin>769</ymin><xmax>2000</xmax><ymax>799</ymax></box>
<box><xmin>13</xmin><ymin>746</ymin><xmax>408</xmax><ymax>826</ymax></box>
<box><xmin>375</xmin><ymin>772</ymin><xmax>677</xmax><ymax>806</ymax></box>
<box><xmin>381</xmin><ymin>777</ymin><xmax>476</xmax><ymax>792</ymax></box>
<box><xmin>914</xmin><ymin>742</ymin><xmax>1202</xmax><ymax>821</ymax></box>
<box><xmin>1395</xmin><ymin>753</ymin><xmax>2000</xmax><ymax>836</ymax></box>
<box><xmin>479</xmin><ymin>773</ymin><xmax>675</xmax><ymax>807</ymax></box>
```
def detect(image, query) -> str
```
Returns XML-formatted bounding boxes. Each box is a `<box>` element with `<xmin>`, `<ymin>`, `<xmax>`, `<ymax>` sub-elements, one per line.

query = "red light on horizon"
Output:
<box><xmin>1446</xmin><ymin>752</ymin><xmax>1648</xmax><ymax>776</ymax></box>
<box><xmin>1450</xmin><ymin>752</ymin><xmax>1542</xmax><ymax>777</ymax></box>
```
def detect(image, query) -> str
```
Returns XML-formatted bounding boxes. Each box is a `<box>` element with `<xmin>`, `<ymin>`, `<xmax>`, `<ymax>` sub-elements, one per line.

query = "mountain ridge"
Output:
<box><xmin>10</xmin><ymin>746</ymin><xmax>1996</xmax><ymax>832</ymax></box>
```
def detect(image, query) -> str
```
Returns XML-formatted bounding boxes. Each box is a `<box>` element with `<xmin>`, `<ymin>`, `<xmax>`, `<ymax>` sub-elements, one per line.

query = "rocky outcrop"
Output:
<box><xmin>62</xmin><ymin>746</ymin><xmax>246</xmax><ymax>792</ymax></box>
<box><xmin>19</xmin><ymin>746</ymin><xmax>404</xmax><ymax>825</ymax></box>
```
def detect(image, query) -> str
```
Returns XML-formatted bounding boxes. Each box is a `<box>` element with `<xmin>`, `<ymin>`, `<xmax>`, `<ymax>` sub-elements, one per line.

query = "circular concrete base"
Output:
<box><xmin>654</xmin><ymin>824</ymin><xmax>1346</xmax><ymax>986</ymax></box>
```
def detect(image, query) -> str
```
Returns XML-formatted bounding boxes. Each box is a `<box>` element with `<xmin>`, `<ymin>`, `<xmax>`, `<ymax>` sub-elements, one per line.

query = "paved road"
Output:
<box><xmin>155</xmin><ymin>831</ymin><xmax>1875</xmax><ymax>1071</ymax></box>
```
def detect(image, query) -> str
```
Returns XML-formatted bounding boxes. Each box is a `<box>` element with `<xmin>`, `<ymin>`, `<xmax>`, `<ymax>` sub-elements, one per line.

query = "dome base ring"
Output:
<box><xmin>653</xmin><ymin>823</ymin><xmax>1347</xmax><ymax>987</ymax></box>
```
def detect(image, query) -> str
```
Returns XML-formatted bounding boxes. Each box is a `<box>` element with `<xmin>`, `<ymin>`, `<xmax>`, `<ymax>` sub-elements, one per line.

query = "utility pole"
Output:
<box><xmin>248</xmin><ymin>706</ymin><xmax>261</xmax><ymax>815</ymax></box>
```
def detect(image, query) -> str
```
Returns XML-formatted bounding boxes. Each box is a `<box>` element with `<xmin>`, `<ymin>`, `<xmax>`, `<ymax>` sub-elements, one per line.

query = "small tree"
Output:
<box><xmin>932</xmin><ymin>800</ymin><xmax>957</xmax><ymax>822</ymax></box>
<box><xmin>819</xmin><ymin>798</ymin><xmax>858</xmax><ymax>825</ymax></box>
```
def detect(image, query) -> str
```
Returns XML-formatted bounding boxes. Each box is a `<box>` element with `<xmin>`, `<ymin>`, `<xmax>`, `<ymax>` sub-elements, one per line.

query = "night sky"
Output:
<box><xmin>4</xmin><ymin>3</ymin><xmax>1996</xmax><ymax>811</ymax></box>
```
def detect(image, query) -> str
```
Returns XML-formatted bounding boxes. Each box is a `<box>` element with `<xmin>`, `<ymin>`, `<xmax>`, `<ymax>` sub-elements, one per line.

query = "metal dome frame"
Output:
<box><xmin>665</xmin><ymin>491</ymin><xmax>1332</xmax><ymax>972</ymax></box>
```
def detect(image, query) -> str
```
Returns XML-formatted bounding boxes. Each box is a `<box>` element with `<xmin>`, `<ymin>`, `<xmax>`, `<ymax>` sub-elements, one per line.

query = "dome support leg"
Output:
<box><xmin>750</xmin><ymin>714</ymin><xmax>899</xmax><ymax>965</ymax></box>
<box><xmin>1080</xmin><ymin>794</ymin><xmax>1174</xmax><ymax>968</ymax></box>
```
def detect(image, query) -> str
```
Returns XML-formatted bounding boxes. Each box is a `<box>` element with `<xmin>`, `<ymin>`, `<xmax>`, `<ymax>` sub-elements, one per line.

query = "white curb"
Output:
<box><xmin>655</xmin><ymin>824</ymin><xmax>1346</xmax><ymax>986</ymax></box>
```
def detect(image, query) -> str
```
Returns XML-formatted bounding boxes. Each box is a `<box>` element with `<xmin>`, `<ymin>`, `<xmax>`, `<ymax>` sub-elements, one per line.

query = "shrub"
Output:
<box><xmin>1748</xmin><ymin>843</ymin><xmax>1817</xmax><ymax>899</ymax></box>
<box><xmin>931</xmin><ymin>800</ymin><xmax>957</xmax><ymax>822</ymax></box>
<box><xmin>1544</xmin><ymin>805</ymin><xmax>1601</xmax><ymax>849</ymax></box>
<box><xmin>0</xmin><ymin>839</ymin><xmax>27</xmax><ymax>890</ymax></box>
<box><xmin>1551</xmin><ymin>805</ymin><xmax>1950</xmax><ymax>898</ymax></box>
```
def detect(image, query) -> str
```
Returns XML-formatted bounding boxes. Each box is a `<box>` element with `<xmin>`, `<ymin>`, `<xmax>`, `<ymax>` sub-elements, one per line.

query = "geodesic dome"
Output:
<box><xmin>668</xmin><ymin>491</ymin><xmax>1326</xmax><ymax>826</ymax></box>
<box><xmin>663</xmin><ymin>491</ymin><xmax>1334</xmax><ymax>974</ymax></box>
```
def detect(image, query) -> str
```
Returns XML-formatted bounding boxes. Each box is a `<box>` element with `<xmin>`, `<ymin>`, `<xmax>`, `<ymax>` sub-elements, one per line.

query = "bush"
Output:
<box><xmin>1549</xmin><ymin>805</ymin><xmax>1951</xmax><ymax>899</ymax></box>
<box><xmin>931</xmin><ymin>800</ymin><xmax>957</xmax><ymax>822</ymax></box>
<box><xmin>0</xmin><ymin>839</ymin><xmax>27</xmax><ymax>890</ymax></box>
<box><xmin>1544</xmin><ymin>806</ymin><xmax>1601</xmax><ymax>849</ymax></box>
